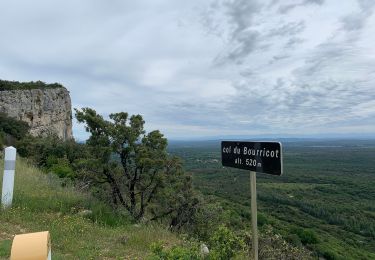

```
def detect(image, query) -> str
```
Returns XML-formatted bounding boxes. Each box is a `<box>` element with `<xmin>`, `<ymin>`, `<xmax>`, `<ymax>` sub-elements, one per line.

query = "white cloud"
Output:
<box><xmin>0</xmin><ymin>0</ymin><xmax>374</xmax><ymax>139</ymax></box>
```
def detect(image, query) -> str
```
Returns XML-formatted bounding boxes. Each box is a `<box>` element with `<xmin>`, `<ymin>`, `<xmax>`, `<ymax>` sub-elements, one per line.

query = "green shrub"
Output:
<box><xmin>257</xmin><ymin>213</ymin><xmax>269</xmax><ymax>226</ymax></box>
<box><xmin>17</xmin><ymin>134</ymin><xmax>88</xmax><ymax>175</ymax></box>
<box><xmin>209</xmin><ymin>225</ymin><xmax>244</xmax><ymax>260</ymax></box>
<box><xmin>0</xmin><ymin>113</ymin><xmax>30</xmax><ymax>142</ymax></box>
<box><xmin>0</xmin><ymin>79</ymin><xmax>63</xmax><ymax>91</ymax></box>
<box><xmin>149</xmin><ymin>242</ymin><xmax>200</xmax><ymax>260</ymax></box>
<box><xmin>0</xmin><ymin>131</ymin><xmax>4</xmax><ymax>148</ymax></box>
<box><xmin>291</xmin><ymin>227</ymin><xmax>318</xmax><ymax>245</ymax></box>
<box><xmin>49</xmin><ymin>159</ymin><xmax>75</xmax><ymax>178</ymax></box>
<box><xmin>321</xmin><ymin>249</ymin><xmax>339</xmax><ymax>260</ymax></box>
<box><xmin>285</xmin><ymin>233</ymin><xmax>302</xmax><ymax>247</ymax></box>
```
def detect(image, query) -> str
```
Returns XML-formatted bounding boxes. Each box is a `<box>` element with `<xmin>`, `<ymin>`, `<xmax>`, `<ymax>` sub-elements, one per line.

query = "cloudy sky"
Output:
<box><xmin>1</xmin><ymin>0</ymin><xmax>375</xmax><ymax>140</ymax></box>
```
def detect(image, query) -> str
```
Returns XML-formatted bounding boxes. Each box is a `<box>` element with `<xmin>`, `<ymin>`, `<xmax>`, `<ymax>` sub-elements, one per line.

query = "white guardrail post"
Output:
<box><xmin>2</xmin><ymin>146</ymin><xmax>17</xmax><ymax>209</ymax></box>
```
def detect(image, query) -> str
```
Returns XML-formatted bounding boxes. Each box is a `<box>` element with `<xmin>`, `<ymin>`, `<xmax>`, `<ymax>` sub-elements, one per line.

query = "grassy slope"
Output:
<box><xmin>0</xmin><ymin>157</ymin><xmax>181</xmax><ymax>259</ymax></box>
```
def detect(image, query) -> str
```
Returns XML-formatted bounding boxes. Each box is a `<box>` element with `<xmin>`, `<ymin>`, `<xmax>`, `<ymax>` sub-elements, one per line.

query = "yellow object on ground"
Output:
<box><xmin>10</xmin><ymin>231</ymin><xmax>51</xmax><ymax>260</ymax></box>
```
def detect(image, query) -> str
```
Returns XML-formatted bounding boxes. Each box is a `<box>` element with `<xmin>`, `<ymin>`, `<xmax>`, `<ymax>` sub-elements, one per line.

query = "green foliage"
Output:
<box><xmin>0</xmin><ymin>79</ymin><xmax>63</xmax><ymax>91</ymax></box>
<box><xmin>0</xmin><ymin>131</ymin><xmax>4</xmax><ymax>148</ymax></box>
<box><xmin>290</xmin><ymin>227</ymin><xmax>318</xmax><ymax>245</ymax></box>
<box><xmin>17</xmin><ymin>134</ymin><xmax>87</xmax><ymax>179</ymax></box>
<box><xmin>258</xmin><ymin>225</ymin><xmax>313</xmax><ymax>259</ymax></box>
<box><xmin>149</xmin><ymin>242</ymin><xmax>200</xmax><ymax>260</ymax></box>
<box><xmin>75</xmin><ymin>107</ymin><xmax>199</xmax><ymax>226</ymax></box>
<box><xmin>0</xmin><ymin>156</ymin><xmax>183</xmax><ymax>259</ymax></box>
<box><xmin>0</xmin><ymin>240</ymin><xmax>12</xmax><ymax>257</ymax></box>
<box><xmin>209</xmin><ymin>225</ymin><xmax>244</xmax><ymax>260</ymax></box>
<box><xmin>0</xmin><ymin>113</ymin><xmax>30</xmax><ymax>142</ymax></box>
<box><xmin>49</xmin><ymin>157</ymin><xmax>75</xmax><ymax>178</ymax></box>
<box><xmin>170</xmin><ymin>140</ymin><xmax>375</xmax><ymax>259</ymax></box>
<box><xmin>321</xmin><ymin>250</ymin><xmax>339</xmax><ymax>260</ymax></box>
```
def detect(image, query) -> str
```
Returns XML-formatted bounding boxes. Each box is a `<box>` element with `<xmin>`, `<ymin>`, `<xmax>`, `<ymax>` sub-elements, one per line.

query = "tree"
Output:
<box><xmin>0</xmin><ymin>113</ymin><xmax>30</xmax><ymax>142</ymax></box>
<box><xmin>75</xmin><ymin>108</ymin><xmax>198</xmax><ymax>223</ymax></box>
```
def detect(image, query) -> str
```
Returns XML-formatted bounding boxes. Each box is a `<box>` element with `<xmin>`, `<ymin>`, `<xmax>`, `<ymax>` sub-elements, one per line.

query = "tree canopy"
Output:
<box><xmin>75</xmin><ymin>108</ymin><xmax>198</xmax><ymax>225</ymax></box>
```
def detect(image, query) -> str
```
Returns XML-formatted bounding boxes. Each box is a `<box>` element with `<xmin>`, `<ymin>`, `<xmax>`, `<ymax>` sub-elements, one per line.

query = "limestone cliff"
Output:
<box><xmin>0</xmin><ymin>81</ymin><xmax>73</xmax><ymax>140</ymax></box>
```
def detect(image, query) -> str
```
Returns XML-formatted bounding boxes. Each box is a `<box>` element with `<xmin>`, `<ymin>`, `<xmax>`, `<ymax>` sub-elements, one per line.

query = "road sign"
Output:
<box><xmin>221</xmin><ymin>141</ymin><xmax>283</xmax><ymax>175</ymax></box>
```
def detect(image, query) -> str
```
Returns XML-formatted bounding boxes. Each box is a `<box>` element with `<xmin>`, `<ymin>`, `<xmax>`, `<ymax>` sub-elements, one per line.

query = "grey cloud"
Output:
<box><xmin>284</xmin><ymin>37</ymin><xmax>305</xmax><ymax>49</ymax></box>
<box><xmin>294</xmin><ymin>42</ymin><xmax>351</xmax><ymax>78</ymax></box>
<box><xmin>341</xmin><ymin>0</ymin><xmax>375</xmax><ymax>32</ymax></box>
<box><xmin>208</xmin><ymin>2</ymin><xmax>306</xmax><ymax>65</ymax></box>
<box><xmin>268</xmin><ymin>21</ymin><xmax>305</xmax><ymax>37</ymax></box>
<box><xmin>205</xmin><ymin>0</ymin><xmax>264</xmax><ymax>64</ymax></box>
<box><xmin>224</xmin><ymin>77</ymin><xmax>374</xmax><ymax>131</ymax></box>
<box><xmin>304</xmin><ymin>0</ymin><xmax>324</xmax><ymax>5</ymax></box>
<box><xmin>215</xmin><ymin>30</ymin><xmax>261</xmax><ymax>64</ymax></box>
<box><xmin>358</xmin><ymin>0</ymin><xmax>375</xmax><ymax>10</ymax></box>
<box><xmin>223</xmin><ymin>0</ymin><xmax>262</xmax><ymax>36</ymax></box>
<box><xmin>341</xmin><ymin>14</ymin><xmax>367</xmax><ymax>31</ymax></box>
<box><xmin>1</xmin><ymin>0</ymin><xmax>374</xmax><ymax>138</ymax></box>
<box><xmin>268</xmin><ymin>55</ymin><xmax>290</xmax><ymax>65</ymax></box>
<box><xmin>278</xmin><ymin>0</ymin><xmax>324</xmax><ymax>14</ymax></box>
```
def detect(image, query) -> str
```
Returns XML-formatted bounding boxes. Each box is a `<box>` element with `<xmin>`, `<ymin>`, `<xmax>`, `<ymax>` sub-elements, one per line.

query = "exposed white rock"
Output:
<box><xmin>200</xmin><ymin>243</ymin><xmax>209</xmax><ymax>255</ymax></box>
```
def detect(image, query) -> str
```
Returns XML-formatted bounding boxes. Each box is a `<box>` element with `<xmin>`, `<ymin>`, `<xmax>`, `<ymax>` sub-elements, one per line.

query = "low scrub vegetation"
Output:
<box><xmin>0</xmin><ymin>80</ymin><xmax>63</xmax><ymax>91</ymax></box>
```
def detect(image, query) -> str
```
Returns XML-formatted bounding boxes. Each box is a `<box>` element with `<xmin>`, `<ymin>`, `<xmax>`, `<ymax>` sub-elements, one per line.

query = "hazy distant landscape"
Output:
<box><xmin>169</xmin><ymin>139</ymin><xmax>375</xmax><ymax>259</ymax></box>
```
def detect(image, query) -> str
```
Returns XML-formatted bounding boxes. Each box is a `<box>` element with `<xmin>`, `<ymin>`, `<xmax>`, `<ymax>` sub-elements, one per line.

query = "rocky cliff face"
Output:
<box><xmin>0</xmin><ymin>87</ymin><xmax>73</xmax><ymax>140</ymax></box>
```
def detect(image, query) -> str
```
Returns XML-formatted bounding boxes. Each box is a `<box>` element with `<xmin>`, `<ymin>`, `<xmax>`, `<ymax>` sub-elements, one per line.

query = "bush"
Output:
<box><xmin>149</xmin><ymin>242</ymin><xmax>200</xmax><ymax>260</ymax></box>
<box><xmin>291</xmin><ymin>227</ymin><xmax>319</xmax><ymax>245</ymax></box>
<box><xmin>49</xmin><ymin>157</ymin><xmax>75</xmax><ymax>179</ymax></box>
<box><xmin>0</xmin><ymin>113</ymin><xmax>30</xmax><ymax>142</ymax></box>
<box><xmin>17</xmin><ymin>134</ymin><xmax>88</xmax><ymax>182</ymax></box>
<box><xmin>0</xmin><ymin>131</ymin><xmax>4</xmax><ymax>148</ymax></box>
<box><xmin>320</xmin><ymin>249</ymin><xmax>339</xmax><ymax>260</ymax></box>
<box><xmin>258</xmin><ymin>226</ymin><xmax>312</xmax><ymax>259</ymax></box>
<box><xmin>0</xmin><ymin>79</ymin><xmax>63</xmax><ymax>91</ymax></box>
<box><xmin>209</xmin><ymin>225</ymin><xmax>244</xmax><ymax>260</ymax></box>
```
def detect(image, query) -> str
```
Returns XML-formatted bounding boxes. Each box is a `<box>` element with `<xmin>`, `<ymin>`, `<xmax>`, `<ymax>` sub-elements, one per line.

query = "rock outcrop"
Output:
<box><xmin>0</xmin><ymin>84</ymin><xmax>73</xmax><ymax>140</ymax></box>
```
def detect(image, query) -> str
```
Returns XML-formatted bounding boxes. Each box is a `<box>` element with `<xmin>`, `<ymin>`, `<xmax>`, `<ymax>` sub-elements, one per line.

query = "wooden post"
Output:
<box><xmin>2</xmin><ymin>146</ymin><xmax>16</xmax><ymax>209</ymax></box>
<box><xmin>250</xmin><ymin>171</ymin><xmax>258</xmax><ymax>260</ymax></box>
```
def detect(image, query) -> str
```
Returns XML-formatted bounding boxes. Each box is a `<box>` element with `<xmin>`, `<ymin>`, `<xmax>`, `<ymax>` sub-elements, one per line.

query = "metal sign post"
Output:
<box><xmin>221</xmin><ymin>141</ymin><xmax>283</xmax><ymax>260</ymax></box>
<box><xmin>250</xmin><ymin>171</ymin><xmax>258</xmax><ymax>260</ymax></box>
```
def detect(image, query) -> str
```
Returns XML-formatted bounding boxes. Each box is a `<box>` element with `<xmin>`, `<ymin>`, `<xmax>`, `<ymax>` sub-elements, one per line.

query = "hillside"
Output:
<box><xmin>0</xmin><ymin>155</ymin><xmax>182</xmax><ymax>259</ymax></box>
<box><xmin>169</xmin><ymin>139</ymin><xmax>375</xmax><ymax>259</ymax></box>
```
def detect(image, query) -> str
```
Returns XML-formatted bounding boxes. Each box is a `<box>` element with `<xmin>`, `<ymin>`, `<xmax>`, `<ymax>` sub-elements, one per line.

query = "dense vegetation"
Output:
<box><xmin>74</xmin><ymin>108</ymin><xmax>199</xmax><ymax>227</ymax></box>
<box><xmin>0</xmin><ymin>113</ymin><xmax>30</xmax><ymax>147</ymax></box>
<box><xmin>1</xmin><ymin>109</ymin><xmax>312</xmax><ymax>258</ymax></box>
<box><xmin>169</xmin><ymin>139</ymin><xmax>375</xmax><ymax>260</ymax></box>
<box><xmin>0</xmin><ymin>79</ymin><xmax>63</xmax><ymax>91</ymax></box>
